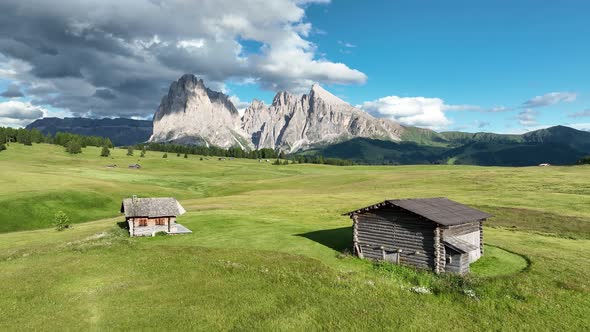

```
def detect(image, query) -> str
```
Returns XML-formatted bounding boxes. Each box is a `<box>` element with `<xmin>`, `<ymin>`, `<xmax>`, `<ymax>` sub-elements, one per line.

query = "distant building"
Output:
<box><xmin>344</xmin><ymin>198</ymin><xmax>491</xmax><ymax>274</ymax></box>
<box><xmin>120</xmin><ymin>196</ymin><xmax>191</xmax><ymax>237</ymax></box>
<box><xmin>539</xmin><ymin>163</ymin><xmax>551</xmax><ymax>167</ymax></box>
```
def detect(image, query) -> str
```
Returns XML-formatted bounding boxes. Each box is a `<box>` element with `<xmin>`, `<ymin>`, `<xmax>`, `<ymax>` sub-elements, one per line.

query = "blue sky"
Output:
<box><xmin>1</xmin><ymin>0</ymin><xmax>589</xmax><ymax>133</ymax></box>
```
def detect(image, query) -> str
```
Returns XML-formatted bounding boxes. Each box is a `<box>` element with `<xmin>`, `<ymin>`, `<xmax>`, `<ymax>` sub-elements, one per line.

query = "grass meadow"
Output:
<box><xmin>0</xmin><ymin>143</ymin><xmax>589</xmax><ymax>331</ymax></box>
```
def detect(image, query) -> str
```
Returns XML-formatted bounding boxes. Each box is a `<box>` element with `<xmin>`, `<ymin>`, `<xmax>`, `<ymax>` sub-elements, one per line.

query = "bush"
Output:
<box><xmin>154</xmin><ymin>231</ymin><xmax>168</xmax><ymax>237</ymax></box>
<box><xmin>65</xmin><ymin>140</ymin><xmax>82</xmax><ymax>154</ymax></box>
<box><xmin>177</xmin><ymin>152</ymin><xmax>180</xmax><ymax>157</ymax></box>
<box><xmin>577</xmin><ymin>156</ymin><xmax>590</xmax><ymax>165</ymax></box>
<box><xmin>127</xmin><ymin>147</ymin><xmax>134</xmax><ymax>156</ymax></box>
<box><xmin>0</xmin><ymin>143</ymin><xmax>6</xmax><ymax>152</ymax></box>
<box><xmin>184</xmin><ymin>153</ymin><xmax>188</xmax><ymax>158</ymax></box>
<box><xmin>53</xmin><ymin>211</ymin><xmax>70</xmax><ymax>231</ymax></box>
<box><xmin>100</xmin><ymin>145</ymin><xmax>111</xmax><ymax>157</ymax></box>
<box><xmin>163</xmin><ymin>153</ymin><xmax>168</xmax><ymax>158</ymax></box>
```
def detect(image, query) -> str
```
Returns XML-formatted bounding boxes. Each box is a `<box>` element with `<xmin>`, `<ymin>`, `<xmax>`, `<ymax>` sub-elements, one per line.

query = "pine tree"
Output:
<box><xmin>184</xmin><ymin>153</ymin><xmax>188</xmax><ymax>158</ymax></box>
<box><xmin>100</xmin><ymin>145</ymin><xmax>111</xmax><ymax>157</ymax></box>
<box><xmin>127</xmin><ymin>147</ymin><xmax>134</xmax><ymax>156</ymax></box>
<box><xmin>66</xmin><ymin>140</ymin><xmax>82</xmax><ymax>154</ymax></box>
<box><xmin>140</xmin><ymin>146</ymin><xmax>146</xmax><ymax>157</ymax></box>
<box><xmin>104</xmin><ymin>138</ymin><xmax>114</xmax><ymax>148</ymax></box>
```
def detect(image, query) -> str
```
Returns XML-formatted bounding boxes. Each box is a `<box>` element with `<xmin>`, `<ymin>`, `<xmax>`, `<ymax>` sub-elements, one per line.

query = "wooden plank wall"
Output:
<box><xmin>355</xmin><ymin>208</ymin><xmax>436</xmax><ymax>270</ymax></box>
<box><xmin>443</xmin><ymin>221</ymin><xmax>481</xmax><ymax>262</ymax></box>
<box><xmin>444</xmin><ymin>247</ymin><xmax>470</xmax><ymax>274</ymax></box>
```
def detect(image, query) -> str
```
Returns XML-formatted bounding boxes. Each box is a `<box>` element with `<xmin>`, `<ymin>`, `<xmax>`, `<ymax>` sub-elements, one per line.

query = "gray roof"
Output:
<box><xmin>443</xmin><ymin>236</ymin><xmax>479</xmax><ymax>253</ymax></box>
<box><xmin>345</xmin><ymin>197</ymin><xmax>491</xmax><ymax>226</ymax></box>
<box><xmin>120</xmin><ymin>197</ymin><xmax>186</xmax><ymax>218</ymax></box>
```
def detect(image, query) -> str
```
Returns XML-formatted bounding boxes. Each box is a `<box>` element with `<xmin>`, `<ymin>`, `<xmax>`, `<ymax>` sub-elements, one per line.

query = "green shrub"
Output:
<box><xmin>127</xmin><ymin>147</ymin><xmax>134</xmax><ymax>156</ymax></box>
<box><xmin>53</xmin><ymin>211</ymin><xmax>70</xmax><ymax>231</ymax></box>
<box><xmin>154</xmin><ymin>231</ymin><xmax>168</xmax><ymax>237</ymax></box>
<box><xmin>163</xmin><ymin>153</ymin><xmax>168</xmax><ymax>158</ymax></box>
<box><xmin>184</xmin><ymin>153</ymin><xmax>188</xmax><ymax>158</ymax></box>
<box><xmin>0</xmin><ymin>143</ymin><xmax>6</xmax><ymax>152</ymax></box>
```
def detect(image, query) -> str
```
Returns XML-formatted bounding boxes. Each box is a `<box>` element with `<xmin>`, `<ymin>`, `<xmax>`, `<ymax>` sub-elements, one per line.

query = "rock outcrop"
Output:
<box><xmin>150</xmin><ymin>74</ymin><xmax>404</xmax><ymax>152</ymax></box>
<box><xmin>149</xmin><ymin>74</ymin><xmax>249</xmax><ymax>149</ymax></box>
<box><xmin>241</xmin><ymin>83</ymin><xmax>404</xmax><ymax>152</ymax></box>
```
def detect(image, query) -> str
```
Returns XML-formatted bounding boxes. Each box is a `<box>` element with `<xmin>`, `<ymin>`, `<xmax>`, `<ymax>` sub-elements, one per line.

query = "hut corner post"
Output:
<box><xmin>434</xmin><ymin>227</ymin><xmax>442</xmax><ymax>274</ymax></box>
<box><xmin>479</xmin><ymin>220</ymin><xmax>484</xmax><ymax>255</ymax></box>
<box><xmin>352</xmin><ymin>214</ymin><xmax>363</xmax><ymax>259</ymax></box>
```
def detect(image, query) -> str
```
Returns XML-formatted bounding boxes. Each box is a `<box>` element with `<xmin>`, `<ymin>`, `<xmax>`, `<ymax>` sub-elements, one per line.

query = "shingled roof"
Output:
<box><xmin>345</xmin><ymin>197</ymin><xmax>491</xmax><ymax>226</ymax></box>
<box><xmin>120</xmin><ymin>197</ymin><xmax>186</xmax><ymax>218</ymax></box>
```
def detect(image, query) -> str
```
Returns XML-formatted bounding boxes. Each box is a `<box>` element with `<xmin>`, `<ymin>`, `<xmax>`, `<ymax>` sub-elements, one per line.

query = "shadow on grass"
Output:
<box><xmin>296</xmin><ymin>227</ymin><xmax>352</xmax><ymax>252</ymax></box>
<box><xmin>116</xmin><ymin>221</ymin><xmax>129</xmax><ymax>231</ymax></box>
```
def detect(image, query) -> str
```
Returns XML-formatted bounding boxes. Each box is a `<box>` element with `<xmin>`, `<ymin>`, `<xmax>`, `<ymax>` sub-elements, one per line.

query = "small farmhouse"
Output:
<box><xmin>345</xmin><ymin>198</ymin><xmax>491</xmax><ymax>274</ymax></box>
<box><xmin>120</xmin><ymin>196</ymin><xmax>191</xmax><ymax>237</ymax></box>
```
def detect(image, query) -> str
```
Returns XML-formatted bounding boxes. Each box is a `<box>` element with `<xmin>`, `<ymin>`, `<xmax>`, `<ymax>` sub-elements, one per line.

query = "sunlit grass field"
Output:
<box><xmin>0</xmin><ymin>143</ymin><xmax>589</xmax><ymax>330</ymax></box>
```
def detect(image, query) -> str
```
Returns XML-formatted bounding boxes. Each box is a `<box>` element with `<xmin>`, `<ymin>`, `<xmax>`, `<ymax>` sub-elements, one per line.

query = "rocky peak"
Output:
<box><xmin>309</xmin><ymin>83</ymin><xmax>348</xmax><ymax>106</ymax></box>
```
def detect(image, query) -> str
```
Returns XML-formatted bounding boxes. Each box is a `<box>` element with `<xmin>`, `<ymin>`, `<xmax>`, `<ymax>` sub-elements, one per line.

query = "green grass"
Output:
<box><xmin>0</xmin><ymin>143</ymin><xmax>589</xmax><ymax>331</ymax></box>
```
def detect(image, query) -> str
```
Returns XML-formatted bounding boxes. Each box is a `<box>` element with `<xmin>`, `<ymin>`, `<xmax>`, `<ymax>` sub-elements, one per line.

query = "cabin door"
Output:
<box><xmin>384</xmin><ymin>252</ymin><xmax>400</xmax><ymax>264</ymax></box>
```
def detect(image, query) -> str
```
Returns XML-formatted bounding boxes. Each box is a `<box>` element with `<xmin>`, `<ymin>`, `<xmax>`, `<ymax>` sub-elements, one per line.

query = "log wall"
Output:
<box><xmin>355</xmin><ymin>208</ymin><xmax>436</xmax><ymax>270</ymax></box>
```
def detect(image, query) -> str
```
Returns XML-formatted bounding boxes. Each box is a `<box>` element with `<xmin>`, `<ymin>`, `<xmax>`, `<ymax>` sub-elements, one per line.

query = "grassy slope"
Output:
<box><xmin>0</xmin><ymin>143</ymin><xmax>589</xmax><ymax>330</ymax></box>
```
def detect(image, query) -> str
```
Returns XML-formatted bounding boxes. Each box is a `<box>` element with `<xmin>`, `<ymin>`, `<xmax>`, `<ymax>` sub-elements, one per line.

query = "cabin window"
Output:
<box><xmin>156</xmin><ymin>218</ymin><xmax>166</xmax><ymax>226</ymax></box>
<box><xmin>138</xmin><ymin>219</ymin><xmax>147</xmax><ymax>227</ymax></box>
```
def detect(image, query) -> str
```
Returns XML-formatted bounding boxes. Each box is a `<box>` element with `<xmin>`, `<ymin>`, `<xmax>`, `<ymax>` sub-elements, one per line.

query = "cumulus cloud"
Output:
<box><xmin>0</xmin><ymin>100</ymin><xmax>47</xmax><ymax>127</ymax></box>
<box><xmin>568</xmin><ymin>109</ymin><xmax>590</xmax><ymax>118</ymax></box>
<box><xmin>522</xmin><ymin>92</ymin><xmax>577</xmax><ymax>108</ymax></box>
<box><xmin>357</xmin><ymin>96</ymin><xmax>454</xmax><ymax>130</ymax></box>
<box><xmin>518</xmin><ymin>109</ymin><xmax>538</xmax><ymax>127</ymax></box>
<box><xmin>0</xmin><ymin>0</ymin><xmax>364</xmax><ymax>119</ymax></box>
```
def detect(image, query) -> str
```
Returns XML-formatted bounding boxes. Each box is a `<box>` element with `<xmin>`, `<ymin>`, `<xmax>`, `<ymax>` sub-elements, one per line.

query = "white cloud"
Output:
<box><xmin>518</xmin><ymin>109</ymin><xmax>538</xmax><ymax>126</ymax></box>
<box><xmin>0</xmin><ymin>100</ymin><xmax>48</xmax><ymax>127</ymax></box>
<box><xmin>228</xmin><ymin>95</ymin><xmax>251</xmax><ymax>115</ymax></box>
<box><xmin>522</xmin><ymin>92</ymin><xmax>577</xmax><ymax>108</ymax></box>
<box><xmin>568</xmin><ymin>109</ymin><xmax>590</xmax><ymax>118</ymax></box>
<box><xmin>568</xmin><ymin>123</ymin><xmax>590</xmax><ymax>131</ymax></box>
<box><xmin>357</xmin><ymin>96</ymin><xmax>453</xmax><ymax>130</ymax></box>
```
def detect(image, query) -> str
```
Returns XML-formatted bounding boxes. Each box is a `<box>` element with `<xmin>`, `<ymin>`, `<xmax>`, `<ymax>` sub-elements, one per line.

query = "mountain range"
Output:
<box><xmin>26</xmin><ymin>74</ymin><xmax>590</xmax><ymax>166</ymax></box>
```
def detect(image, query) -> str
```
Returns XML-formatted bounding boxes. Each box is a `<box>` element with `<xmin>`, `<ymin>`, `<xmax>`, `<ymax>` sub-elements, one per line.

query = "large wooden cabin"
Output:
<box><xmin>120</xmin><ymin>196</ymin><xmax>189</xmax><ymax>237</ymax></box>
<box><xmin>345</xmin><ymin>198</ymin><xmax>491</xmax><ymax>274</ymax></box>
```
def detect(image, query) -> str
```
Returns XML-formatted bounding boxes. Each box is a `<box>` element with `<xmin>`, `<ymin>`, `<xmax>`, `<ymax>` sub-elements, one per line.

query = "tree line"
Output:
<box><xmin>0</xmin><ymin>127</ymin><xmax>355</xmax><ymax>166</ymax></box>
<box><xmin>0</xmin><ymin>127</ymin><xmax>113</xmax><ymax>154</ymax></box>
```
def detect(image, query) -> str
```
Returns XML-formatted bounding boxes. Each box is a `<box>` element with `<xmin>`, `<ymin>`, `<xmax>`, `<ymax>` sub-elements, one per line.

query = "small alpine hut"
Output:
<box><xmin>120</xmin><ymin>196</ymin><xmax>190</xmax><ymax>237</ymax></box>
<box><xmin>345</xmin><ymin>198</ymin><xmax>491</xmax><ymax>274</ymax></box>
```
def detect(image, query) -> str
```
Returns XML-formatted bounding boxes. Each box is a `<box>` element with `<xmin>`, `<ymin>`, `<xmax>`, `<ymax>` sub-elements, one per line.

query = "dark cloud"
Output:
<box><xmin>1</xmin><ymin>83</ymin><xmax>24</xmax><ymax>98</ymax></box>
<box><xmin>93</xmin><ymin>88</ymin><xmax>116</xmax><ymax>100</ymax></box>
<box><xmin>0</xmin><ymin>0</ymin><xmax>365</xmax><ymax>119</ymax></box>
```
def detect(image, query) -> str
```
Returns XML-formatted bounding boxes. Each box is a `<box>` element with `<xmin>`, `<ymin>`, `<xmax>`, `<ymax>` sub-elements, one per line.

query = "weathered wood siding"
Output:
<box><xmin>355</xmin><ymin>207</ymin><xmax>436</xmax><ymax>270</ymax></box>
<box><xmin>443</xmin><ymin>221</ymin><xmax>481</xmax><ymax>263</ymax></box>
<box><xmin>444</xmin><ymin>247</ymin><xmax>470</xmax><ymax>274</ymax></box>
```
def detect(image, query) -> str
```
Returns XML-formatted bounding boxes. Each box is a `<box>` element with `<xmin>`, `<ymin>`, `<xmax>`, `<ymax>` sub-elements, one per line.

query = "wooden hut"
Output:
<box><xmin>120</xmin><ymin>196</ymin><xmax>190</xmax><ymax>237</ymax></box>
<box><xmin>344</xmin><ymin>198</ymin><xmax>491</xmax><ymax>274</ymax></box>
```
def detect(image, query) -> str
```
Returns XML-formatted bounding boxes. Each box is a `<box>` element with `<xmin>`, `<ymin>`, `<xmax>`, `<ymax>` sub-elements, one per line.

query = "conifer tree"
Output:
<box><xmin>100</xmin><ymin>145</ymin><xmax>110</xmax><ymax>157</ymax></box>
